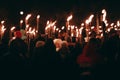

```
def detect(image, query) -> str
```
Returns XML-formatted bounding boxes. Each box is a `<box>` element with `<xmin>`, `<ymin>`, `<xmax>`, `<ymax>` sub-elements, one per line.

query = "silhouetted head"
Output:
<box><xmin>9</xmin><ymin>38</ymin><xmax>28</xmax><ymax>55</ymax></box>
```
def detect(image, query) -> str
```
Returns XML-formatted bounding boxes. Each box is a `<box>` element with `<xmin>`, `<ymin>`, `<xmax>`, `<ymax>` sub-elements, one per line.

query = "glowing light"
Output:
<box><xmin>1</xmin><ymin>21</ymin><xmax>5</xmax><ymax>24</ymax></box>
<box><xmin>47</xmin><ymin>21</ymin><xmax>50</xmax><ymax>25</ymax></box>
<box><xmin>20</xmin><ymin>11</ymin><xmax>24</xmax><ymax>15</ymax></box>
<box><xmin>110</xmin><ymin>23</ymin><xmax>114</xmax><ymax>26</ymax></box>
<box><xmin>59</xmin><ymin>30</ymin><xmax>61</xmax><ymax>33</ymax></box>
<box><xmin>114</xmin><ymin>25</ymin><xmax>117</xmax><ymax>28</ymax></box>
<box><xmin>86</xmin><ymin>14</ymin><xmax>94</xmax><ymax>24</ymax></box>
<box><xmin>1</xmin><ymin>25</ymin><xmax>6</xmax><ymax>33</ymax></box>
<box><xmin>117</xmin><ymin>21</ymin><xmax>120</xmax><ymax>27</ymax></box>
<box><xmin>102</xmin><ymin>9</ymin><xmax>107</xmax><ymax>21</ymax></box>
<box><xmin>26</xmin><ymin>25</ymin><xmax>29</xmax><ymax>29</ymax></box>
<box><xmin>71</xmin><ymin>33</ymin><xmax>74</xmax><ymax>37</ymax></box>
<box><xmin>85</xmin><ymin>20</ymin><xmax>89</xmax><ymax>24</ymax></box>
<box><xmin>67</xmin><ymin>15</ymin><xmax>73</xmax><ymax>22</ymax></box>
<box><xmin>11</xmin><ymin>26</ymin><xmax>15</xmax><ymax>31</ymax></box>
<box><xmin>20</xmin><ymin>20</ymin><xmax>23</xmax><ymax>24</ymax></box>
<box><xmin>25</xmin><ymin>14</ymin><xmax>31</xmax><ymax>21</ymax></box>
<box><xmin>76</xmin><ymin>29</ymin><xmax>79</xmax><ymax>37</ymax></box>
<box><xmin>81</xmin><ymin>23</ymin><xmax>84</xmax><ymax>26</ymax></box>
<box><xmin>115</xmin><ymin>28</ymin><xmax>118</xmax><ymax>31</ymax></box>
<box><xmin>107</xmin><ymin>28</ymin><xmax>110</xmax><ymax>32</ymax></box>
<box><xmin>106</xmin><ymin>23</ymin><xmax>109</xmax><ymax>26</ymax></box>
<box><xmin>56</xmin><ymin>28</ymin><xmax>59</xmax><ymax>31</ymax></box>
<box><xmin>71</xmin><ymin>25</ymin><xmax>75</xmax><ymax>29</ymax></box>
<box><xmin>61</xmin><ymin>26</ymin><xmax>65</xmax><ymax>30</ymax></box>
<box><xmin>37</xmin><ymin>15</ymin><xmax>40</xmax><ymax>19</ymax></box>
<box><xmin>99</xmin><ymin>30</ymin><xmax>103</xmax><ymax>33</ymax></box>
<box><xmin>89</xmin><ymin>32</ymin><xmax>91</xmax><ymax>35</ymax></box>
<box><xmin>99</xmin><ymin>26</ymin><xmax>102</xmax><ymax>28</ymax></box>
<box><xmin>101</xmin><ymin>33</ymin><xmax>103</xmax><ymax>37</ymax></box>
<box><xmin>54</xmin><ymin>26</ymin><xmax>56</xmax><ymax>31</ymax></box>
<box><xmin>89</xmin><ymin>14</ymin><xmax>94</xmax><ymax>23</ymax></box>
<box><xmin>91</xmin><ymin>26</ymin><xmax>95</xmax><ymax>29</ymax></box>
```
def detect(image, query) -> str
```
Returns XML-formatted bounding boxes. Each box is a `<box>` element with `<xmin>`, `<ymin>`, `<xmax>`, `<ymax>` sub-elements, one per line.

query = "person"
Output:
<box><xmin>77</xmin><ymin>38</ymin><xmax>102</xmax><ymax>65</ymax></box>
<box><xmin>0</xmin><ymin>38</ymin><xmax>29</xmax><ymax>78</ymax></box>
<box><xmin>0</xmin><ymin>37</ymin><xmax>9</xmax><ymax>56</ymax></box>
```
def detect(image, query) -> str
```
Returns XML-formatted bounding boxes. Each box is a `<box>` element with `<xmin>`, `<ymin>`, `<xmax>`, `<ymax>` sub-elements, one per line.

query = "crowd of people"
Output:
<box><xmin>0</xmin><ymin>29</ymin><xmax>120</xmax><ymax>80</ymax></box>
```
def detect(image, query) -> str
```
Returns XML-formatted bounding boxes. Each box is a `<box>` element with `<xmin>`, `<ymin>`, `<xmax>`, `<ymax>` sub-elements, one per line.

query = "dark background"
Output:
<box><xmin>0</xmin><ymin>0</ymin><xmax>119</xmax><ymax>28</ymax></box>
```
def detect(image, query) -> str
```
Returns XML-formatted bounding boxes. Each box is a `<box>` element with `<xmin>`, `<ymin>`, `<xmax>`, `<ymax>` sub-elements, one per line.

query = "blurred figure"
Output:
<box><xmin>58</xmin><ymin>41</ymin><xmax>70</xmax><ymax>62</ymax></box>
<box><xmin>0</xmin><ymin>38</ymin><xmax>28</xmax><ymax>78</ymax></box>
<box><xmin>71</xmin><ymin>42</ymin><xmax>83</xmax><ymax>63</ymax></box>
<box><xmin>53</xmin><ymin>38</ymin><xmax>62</xmax><ymax>52</ymax></box>
<box><xmin>77</xmin><ymin>38</ymin><xmax>102</xmax><ymax>65</ymax></box>
<box><xmin>0</xmin><ymin>37</ymin><xmax>9</xmax><ymax>56</ymax></box>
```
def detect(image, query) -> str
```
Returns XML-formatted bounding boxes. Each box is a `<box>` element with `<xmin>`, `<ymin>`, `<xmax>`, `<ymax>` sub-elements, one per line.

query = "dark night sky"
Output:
<box><xmin>0</xmin><ymin>0</ymin><xmax>119</xmax><ymax>26</ymax></box>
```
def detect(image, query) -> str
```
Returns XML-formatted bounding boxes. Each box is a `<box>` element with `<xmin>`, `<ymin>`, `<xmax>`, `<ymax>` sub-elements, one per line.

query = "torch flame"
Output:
<box><xmin>11</xmin><ymin>26</ymin><xmax>16</xmax><ymax>31</ymax></box>
<box><xmin>26</xmin><ymin>14</ymin><xmax>32</xmax><ymax>20</ymax></box>
<box><xmin>102</xmin><ymin>9</ymin><xmax>107</xmax><ymax>21</ymax></box>
<box><xmin>67</xmin><ymin>15</ymin><xmax>73</xmax><ymax>21</ymax></box>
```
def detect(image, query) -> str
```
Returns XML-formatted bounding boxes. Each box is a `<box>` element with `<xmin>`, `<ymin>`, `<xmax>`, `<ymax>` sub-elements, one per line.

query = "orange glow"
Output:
<box><xmin>25</xmin><ymin>14</ymin><xmax>31</xmax><ymax>20</ymax></box>
<box><xmin>37</xmin><ymin>15</ymin><xmax>40</xmax><ymax>19</ymax></box>
<box><xmin>1</xmin><ymin>21</ymin><xmax>5</xmax><ymax>24</ymax></box>
<box><xmin>1</xmin><ymin>25</ymin><xmax>6</xmax><ymax>33</ymax></box>
<box><xmin>85</xmin><ymin>20</ymin><xmax>89</xmax><ymax>24</ymax></box>
<box><xmin>91</xmin><ymin>26</ymin><xmax>94</xmax><ymax>29</ymax></box>
<box><xmin>117</xmin><ymin>21</ymin><xmax>120</xmax><ymax>27</ymax></box>
<box><xmin>11</xmin><ymin>26</ymin><xmax>15</xmax><ymax>31</ymax></box>
<box><xmin>56</xmin><ymin>28</ymin><xmax>59</xmax><ymax>31</ymax></box>
<box><xmin>89</xmin><ymin>14</ymin><xmax>94</xmax><ymax>23</ymax></box>
<box><xmin>61</xmin><ymin>26</ymin><xmax>65</xmax><ymax>30</ymax></box>
<box><xmin>54</xmin><ymin>26</ymin><xmax>56</xmax><ymax>31</ymax></box>
<box><xmin>110</xmin><ymin>23</ymin><xmax>114</xmax><ymax>26</ymax></box>
<box><xmin>71</xmin><ymin>33</ymin><xmax>74</xmax><ymax>37</ymax></box>
<box><xmin>71</xmin><ymin>25</ymin><xmax>75</xmax><ymax>30</ymax></box>
<box><xmin>67</xmin><ymin>15</ymin><xmax>73</xmax><ymax>22</ymax></box>
<box><xmin>102</xmin><ymin>9</ymin><xmax>107</xmax><ymax>21</ymax></box>
<box><xmin>20</xmin><ymin>20</ymin><xmax>23</xmax><ymax>24</ymax></box>
<box><xmin>81</xmin><ymin>23</ymin><xmax>84</xmax><ymax>26</ymax></box>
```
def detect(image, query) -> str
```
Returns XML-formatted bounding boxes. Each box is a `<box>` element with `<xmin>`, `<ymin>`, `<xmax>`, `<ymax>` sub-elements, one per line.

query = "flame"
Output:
<box><xmin>89</xmin><ymin>14</ymin><xmax>94</xmax><ymax>23</ymax></box>
<box><xmin>25</xmin><ymin>14</ymin><xmax>31</xmax><ymax>20</ymax></box>
<box><xmin>37</xmin><ymin>15</ymin><xmax>40</xmax><ymax>19</ymax></box>
<box><xmin>99</xmin><ymin>30</ymin><xmax>103</xmax><ymax>33</ymax></box>
<box><xmin>20</xmin><ymin>20</ymin><xmax>23</xmax><ymax>24</ymax></box>
<box><xmin>114</xmin><ymin>25</ymin><xmax>117</xmax><ymax>28</ymax></box>
<box><xmin>102</xmin><ymin>9</ymin><xmax>107</xmax><ymax>21</ymax></box>
<box><xmin>99</xmin><ymin>26</ymin><xmax>102</xmax><ymax>28</ymax></box>
<box><xmin>85</xmin><ymin>20</ymin><xmax>89</xmax><ymax>24</ymax></box>
<box><xmin>56</xmin><ymin>28</ymin><xmax>59</xmax><ymax>31</ymax></box>
<box><xmin>81</xmin><ymin>23</ymin><xmax>84</xmax><ymax>26</ymax></box>
<box><xmin>1</xmin><ymin>25</ymin><xmax>6</xmax><ymax>33</ymax></box>
<box><xmin>61</xmin><ymin>26</ymin><xmax>65</xmax><ymax>30</ymax></box>
<box><xmin>11</xmin><ymin>26</ymin><xmax>16</xmax><ymax>31</ymax></box>
<box><xmin>59</xmin><ymin>30</ymin><xmax>61</xmax><ymax>33</ymax></box>
<box><xmin>115</xmin><ymin>28</ymin><xmax>118</xmax><ymax>31</ymax></box>
<box><xmin>110</xmin><ymin>23</ymin><xmax>114</xmax><ymax>26</ymax></box>
<box><xmin>71</xmin><ymin>25</ymin><xmax>75</xmax><ymax>30</ymax></box>
<box><xmin>107</xmin><ymin>28</ymin><xmax>110</xmax><ymax>32</ymax></box>
<box><xmin>1</xmin><ymin>21</ymin><xmax>5</xmax><ymax>24</ymax></box>
<box><xmin>101</xmin><ymin>33</ymin><xmax>103</xmax><ymax>37</ymax></box>
<box><xmin>47</xmin><ymin>21</ymin><xmax>50</xmax><ymax>25</ymax></box>
<box><xmin>67</xmin><ymin>15</ymin><xmax>73</xmax><ymax>21</ymax></box>
<box><xmin>54</xmin><ymin>26</ymin><xmax>56</xmax><ymax>31</ymax></box>
<box><xmin>76</xmin><ymin>29</ymin><xmax>79</xmax><ymax>37</ymax></box>
<box><xmin>117</xmin><ymin>21</ymin><xmax>120</xmax><ymax>27</ymax></box>
<box><xmin>71</xmin><ymin>33</ymin><xmax>74</xmax><ymax>37</ymax></box>
<box><xmin>86</xmin><ymin>14</ymin><xmax>94</xmax><ymax>24</ymax></box>
<box><xmin>91</xmin><ymin>26</ymin><xmax>95</xmax><ymax>29</ymax></box>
